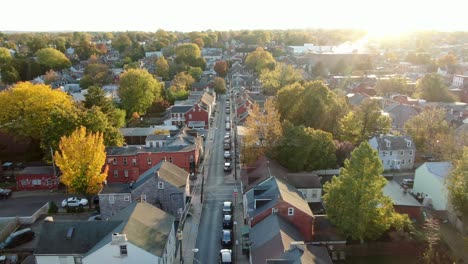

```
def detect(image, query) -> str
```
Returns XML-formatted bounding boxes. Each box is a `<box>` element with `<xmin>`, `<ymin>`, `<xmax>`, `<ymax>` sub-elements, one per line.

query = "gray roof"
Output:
<box><xmin>269</xmin><ymin>246</ymin><xmax>333</xmax><ymax>264</ymax></box>
<box><xmin>286</xmin><ymin>173</ymin><xmax>321</xmax><ymax>189</ymax></box>
<box><xmin>106</xmin><ymin>144</ymin><xmax>196</xmax><ymax>156</ymax></box>
<box><xmin>169</xmin><ymin>105</ymin><xmax>193</xmax><ymax>114</ymax></box>
<box><xmin>120</xmin><ymin>127</ymin><xmax>159</xmax><ymax>137</ymax></box>
<box><xmin>372</xmin><ymin>134</ymin><xmax>415</xmax><ymax>151</ymax></box>
<box><xmin>132</xmin><ymin>161</ymin><xmax>187</xmax><ymax>190</ymax></box>
<box><xmin>109</xmin><ymin>202</ymin><xmax>175</xmax><ymax>257</ymax></box>
<box><xmin>383</xmin><ymin>180</ymin><xmax>421</xmax><ymax>207</ymax></box>
<box><xmin>146</xmin><ymin>134</ymin><xmax>170</xmax><ymax>141</ymax></box>
<box><xmin>419</xmin><ymin>162</ymin><xmax>453</xmax><ymax>180</ymax></box>
<box><xmin>101</xmin><ymin>182</ymin><xmax>131</xmax><ymax>194</ymax></box>
<box><xmin>34</xmin><ymin>220</ymin><xmax>122</xmax><ymax>255</ymax></box>
<box><xmin>18</xmin><ymin>166</ymin><xmax>55</xmax><ymax>175</ymax></box>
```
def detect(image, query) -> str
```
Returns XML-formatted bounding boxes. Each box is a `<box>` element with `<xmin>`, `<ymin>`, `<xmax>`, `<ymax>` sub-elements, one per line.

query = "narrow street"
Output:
<box><xmin>195</xmin><ymin>93</ymin><xmax>238</xmax><ymax>263</ymax></box>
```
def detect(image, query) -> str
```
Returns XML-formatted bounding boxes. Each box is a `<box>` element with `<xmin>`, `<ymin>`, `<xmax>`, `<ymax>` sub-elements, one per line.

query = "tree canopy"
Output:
<box><xmin>79</xmin><ymin>63</ymin><xmax>110</xmax><ymax>89</ymax></box>
<box><xmin>446</xmin><ymin>147</ymin><xmax>468</xmax><ymax>220</ymax></box>
<box><xmin>55</xmin><ymin>126</ymin><xmax>108</xmax><ymax>200</ymax></box>
<box><xmin>245</xmin><ymin>47</ymin><xmax>276</xmax><ymax>74</ymax></box>
<box><xmin>375</xmin><ymin>77</ymin><xmax>412</xmax><ymax>96</ymax></box>
<box><xmin>339</xmin><ymin>99</ymin><xmax>392</xmax><ymax>144</ymax></box>
<box><xmin>214</xmin><ymin>60</ymin><xmax>228</xmax><ymax>77</ymax></box>
<box><xmin>118</xmin><ymin>69</ymin><xmax>162</xmax><ymax>115</ymax></box>
<box><xmin>276</xmin><ymin>81</ymin><xmax>347</xmax><ymax>134</ymax></box>
<box><xmin>213</xmin><ymin>77</ymin><xmax>226</xmax><ymax>94</ymax></box>
<box><xmin>259</xmin><ymin>63</ymin><xmax>302</xmax><ymax>95</ymax></box>
<box><xmin>415</xmin><ymin>74</ymin><xmax>455</xmax><ymax>102</ymax></box>
<box><xmin>323</xmin><ymin>142</ymin><xmax>409</xmax><ymax>242</ymax></box>
<box><xmin>35</xmin><ymin>47</ymin><xmax>71</xmax><ymax>71</ymax></box>
<box><xmin>155</xmin><ymin>56</ymin><xmax>169</xmax><ymax>81</ymax></box>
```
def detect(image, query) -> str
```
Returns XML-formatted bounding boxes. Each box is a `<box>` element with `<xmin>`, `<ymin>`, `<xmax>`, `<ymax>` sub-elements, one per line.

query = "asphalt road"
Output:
<box><xmin>0</xmin><ymin>193</ymin><xmax>69</xmax><ymax>217</ymax></box>
<box><xmin>195</xmin><ymin>94</ymin><xmax>237</xmax><ymax>263</ymax></box>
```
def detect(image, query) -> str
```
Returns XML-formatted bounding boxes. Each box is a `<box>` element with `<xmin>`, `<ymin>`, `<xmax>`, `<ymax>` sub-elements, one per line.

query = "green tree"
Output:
<box><xmin>118</xmin><ymin>69</ymin><xmax>162</xmax><ymax>116</ymax></box>
<box><xmin>404</xmin><ymin>108</ymin><xmax>452</xmax><ymax>157</ymax></box>
<box><xmin>112</xmin><ymin>34</ymin><xmax>132</xmax><ymax>53</ymax></box>
<box><xmin>55</xmin><ymin>126</ymin><xmax>108</xmax><ymax>207</ymax></box>
<box><xmin>276</xmin><ymin>81</ymin><xmax>347</xmax><ymax>134</ymax></box>
<box><xmin>259</xmin><ymin>63</ymin><xmax>302</xmax><ymax>95</ymax></box>
<box><xmin>175</xmin><ymin>43</ymin><xmax>202</xmax><ymax>65</ymax></box>
<box><xmin>245</xmin><ymin>47</ymin><xmax>276</xmax><ymax>73</ymax></box>
<box><xmin>0</xmin><ymin>47</ymin><xmax>12</xmax><ymax>66</ymax></box>
<box><xmin>446</xmin><ymin>147</ymin><xmax>468</xmax><ymax>219</ymax></box>
<box><xmin>213</xmin><ymin>77</ymin><xmax>226</xmax><ymax>94</ymax></box>
<box><xmin>415</xmin><ymin>74</ymin><xmax>455</xmax><ymax>102</ymax></box>
<box><xmin>339</xmin><ymin>99</ymin><xmax>392</xmax><ymax>144</ymax></box>
<box><xmin>242</xmin><ymin>99</ymin><xmax>283</xmax><ymax>164</ymax></box>
<box><xmin>0</xmin><ymin>64</ymin><xmax>20</xmax><ymax>84</ymax></box>
<box><xmin>375</xmin><ymin>77</ymin><xmax>412</xmax><ymax>96</ymax></box>
<box><xmin>323</xmin><ymin>142</ymin><xmax>409</xmax><ymax>243</ymax></box>
<box><xmin>214</xmin><ymin>60</ymin><xmax>228</xmax><ymax>77</ymax></box>
<box><xmin>188</xmin><ymin>67</ymin><xmax>203</xmax><ymax>81</ymax></box>
<box><xmin>36</xmin><ymin>48</ymin><xmax>71</xmax><ymax>71</ymax></box>
<box><xmin>276</xmin><ymin>122</ymin><xmax>336</xmax><ymax>172</ymax></box>
<box><xmin>155</xmin><ymin>56</ymin><xmax>169</xmax><ymax>80</ymax></box>
<box><xmin>80</xmin><ymin>64</ymin><xmax>110</xmax><ymax>89</ymax></box>
<box><xmin>84</xmin><ymin>86</ymin><xmax>114</xmax><ymax>114</ymax></box>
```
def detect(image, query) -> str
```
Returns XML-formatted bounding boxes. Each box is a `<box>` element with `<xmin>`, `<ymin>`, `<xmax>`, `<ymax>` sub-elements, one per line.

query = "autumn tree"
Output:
<box><xmin>259</xmin><ymin>63</ymin><xmax>302</xmax><ymax>95</ymax></box>
<box><xmin>276</xmin><ymin>122</ymin><xmax>336</xmax><ymax>172</ymax></box>
<box><xmin>118</xmin><ymin>69</ymin><xmax>162</xmax><ymax>116</ymax></box>
<box><xmin>213</xmin><ymin>77</ymin><xmax>226</xmax><ymax>94</ymax></box>
<box><xmin>214</xmin><ymin>60</ymin><xmax>228</xmax><ymax>77</ymax></box>
<box><xmin>175</xmin><ymin>43</ymin><xmax>206</xmax><ymax>69</ymax></box>
<box><xmin>0</xmin><ymin>82</ymin><xmax>75</xmax><ymax>143</ymax></box>
<box><xmin>112</xmin><ymin>34</ymin><xmax>132</xmax><ymax>53</ymax></box>
<box><xmin>375</xmin><ymin>77</ymin><xmax>412</xmax><ymax>96</ymax></box>
<box><xmin>193</xmin><ymin>38</ymin><xmax>204</xmax><ymax>49</ymax></box>
<box><xmin>155</xmin><ymin>56</ymin><xmax>169</xmax><ymax>80</ymax></box>
<box><xmin>80</xmin><ymin>63</ymin><xmax>110</xmax><ymax>89</ymax></box>
<box><xmin>339</xmin><ymin>99</ymin><xmax>392</xmax><ymax>144</ymax></box>
<box><xmin>276</xmin><ymin>81</ymin><xmax>347</xmax><ymax>134</ymax></box>
<box><xmin>404</xmin><ymin>108</ymin><xmax>452</xmax><ymax>157</ymax></box>
<box><xmin>44</xmin><ymin>69</ymin><xmax>58</xmax><ymax>85</ymax></box>
<box><xmin>55</xmin><ymin>126</ymin><xmax>108</xmax><ymax>207</ymax></box>
<box><xmin>323</xmin><ymin>142</ymin><xmax>410</xmax><ymax>243</ymax></box>
<box><xmin>446</xmin><ymin>147</ymin><xmax>468</xmax><ymax>220</ymax></box>
<box><xmin>242</xmin><ymin>99</ymin><xmax>282</xmax><ymax>164</ymax></box>
<box><xmin>415</xmin><ymin>74</ymin><xmax>455</xmax><ymax>102</ymax></box>
<box><xmin>188</xmin><ymin>67</ymin><xmax>203</xmax><ymax>81</ymax></box>
<box><xmin>0</xmin><ymin>47</ymin><xmax>12</xmax><ymax>66</ymax></box>
<box><xmin>245</xmin><ymin>47</ymin><xmax>276</xmax><ymax>74</ymax></box>
<box><xmin>437</xmin><ymin>53</ymin><xmax>457</xmax><ymax>73</ymax></box>
<box><xmin>35</xmin><ymin>47</ymin><xmax>71</xmax><ymax>71</ymax></box>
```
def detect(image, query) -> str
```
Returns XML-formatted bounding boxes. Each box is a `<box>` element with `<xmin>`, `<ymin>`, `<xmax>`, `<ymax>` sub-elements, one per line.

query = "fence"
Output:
<box><xmin>17</xmin><ymin>202</ymin><xmax>50</xmax><ymax>225</ymax></box>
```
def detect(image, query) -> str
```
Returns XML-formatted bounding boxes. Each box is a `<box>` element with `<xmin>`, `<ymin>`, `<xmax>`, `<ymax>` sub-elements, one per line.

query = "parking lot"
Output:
<box><xmin>0</xmin><ymin>192</ymin><xmax>69</xmax><ymax>217</ymax></box>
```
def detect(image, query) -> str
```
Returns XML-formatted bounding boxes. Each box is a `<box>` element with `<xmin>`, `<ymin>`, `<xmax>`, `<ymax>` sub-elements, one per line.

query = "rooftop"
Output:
<box><xmin>383</xmin><ymin>180</ymin><xmax>421</xmax><ymax>207</ymax></box>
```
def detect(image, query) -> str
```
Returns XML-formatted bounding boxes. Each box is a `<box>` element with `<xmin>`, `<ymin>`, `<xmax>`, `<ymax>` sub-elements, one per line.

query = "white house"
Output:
<box><xmin>369</xmin><ymin>134</ymin><xmax>416</xmax><ymax>171</ymax></box>
<box><xmin>35</xmin><ymin>202</ymin><xmax>176</xmax><ymax>264</ymax></box>
<box><xmin>413</xmin><ymin>162</ymin><xmax>452</xmax><ymax>211</ymax></box>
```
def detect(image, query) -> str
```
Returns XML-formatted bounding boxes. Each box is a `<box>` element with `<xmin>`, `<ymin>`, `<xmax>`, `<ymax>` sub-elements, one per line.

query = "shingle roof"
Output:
<box><xmin>420</xmin><ymin>162</ymin><xmax>453</xmax><ymax>180</ymax></box>
<box><xmin>170</xmin><ymin>105</ymin><xmax>193</xmax><ymax>114</ymax></box>
<box><xmin>132</xmin><ymin>161</ymin><xmax>187</xmax><ymax>190</ymax></box>
<box><xmin>34</xmin><ymin>221</ymin><xmax>122</xmax><ymax>255</ymax></box>
<box><xmin>372</xmin><ymin>135</ymin><xmax>415</xmax><ymax>151</ymax></box>
<box><xmin>18</xmin><ymin>166</ymin><xmax>55</xmax><ymax>175</ymax></box>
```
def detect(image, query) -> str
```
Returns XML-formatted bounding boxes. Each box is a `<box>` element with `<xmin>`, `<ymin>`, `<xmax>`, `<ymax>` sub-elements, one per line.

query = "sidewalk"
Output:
<box><xmin>11</xmin><ymin>189</ymin><xmax>64</xmax><ymax>198</ymax></box>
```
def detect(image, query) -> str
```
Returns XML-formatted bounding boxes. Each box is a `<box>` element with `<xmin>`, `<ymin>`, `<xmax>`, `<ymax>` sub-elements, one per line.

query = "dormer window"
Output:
<box><xmin>386</xmin><ymin>141</ymin><xmax>391</xmax><ymax>148</ymax></box>
<box><xmin>407</xmin><ymin>141</ymin><xmax>412</xmax><ymax>147</ymax></box>
<box><xmin>158</xmin><ymin>182</ymin><xmax>164</xmax><ymax>189</ymax></box>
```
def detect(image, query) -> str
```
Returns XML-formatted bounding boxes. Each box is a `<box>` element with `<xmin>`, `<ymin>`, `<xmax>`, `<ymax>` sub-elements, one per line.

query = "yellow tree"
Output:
<box><xmin>55</xmin><ymin>126</ymin><xmax>108</xmax><ymax>206</ymax></box>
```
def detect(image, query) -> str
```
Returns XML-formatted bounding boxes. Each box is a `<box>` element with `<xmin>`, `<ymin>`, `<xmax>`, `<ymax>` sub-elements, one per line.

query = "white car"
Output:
<box><xmin>219</xmin><ymin>249</ymin><xmax>232</xmax><ymax>263</ymax></box>
<box><xmin>224</xmin><ymin>151</ymin><xmax>231</xmax><ymax>159</ymax></box>
<box><xmin>61</xmin><ymin>197</ymin><xmax>88</xmax><ymax>208</ymax></box>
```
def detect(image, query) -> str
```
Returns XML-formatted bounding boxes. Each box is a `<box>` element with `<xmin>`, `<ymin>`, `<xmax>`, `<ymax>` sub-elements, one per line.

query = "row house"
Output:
<box><xmin>166</xmin><ymin>91</ymin><xmax>215</xmax><ymax>129</ymax></box>
<box><xmin>369</xmin><ymin>134</ymin><xmax>416</xmax><ymax>171</ymax></box>
<box><xmin>106</xmin><ymin>129</ymin><xmax>203</xmax><ymax>183</ymax></box>
<box><xmin>16</xmin><ymin>166</ymin><xmax>58</xmax><ymax>191</ymax></box>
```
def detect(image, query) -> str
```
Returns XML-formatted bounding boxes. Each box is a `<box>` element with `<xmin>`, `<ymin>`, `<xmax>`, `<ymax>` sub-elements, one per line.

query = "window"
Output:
<box><xmin>113</xmin><ymin>170</ymin><xmax>118</xmax><ymax>177</ymax></box>
<box><xmin>32</xmin><ymin>179</ymin><xmax>41</xmax><ymax>185</ymax></box>
<box><xmin>123</xmin><ymin>158</ymin><xmax>127</xmax><ymax>166</ymax></box>
<box><xmin>113</xmin><ymin>158</ymin><xmax>117</xmax><ymax>165</ymax></box>
<box><xmin>386</xmin><ymin>141</ymin><xmax>391</xmax><ymax>148</ymax></box>
<box><xmin>120</xmin><ymin>245</ymin><xmax>128</xmax><ymax>256</ymax></box>
<box><xmin>21</xmin><ymin>180</ymin><xmax>27</xmax><ymax>186</ymax></box>
<box><xmin>409</xmin><ymin>150</ymin><xmax>413</xmax><ymax>156</ymax></box>
<box><xmin>158</xmin><ymin>182</ymin><xmax>164</xmax><ymax>189</ymax></box>
<box><xmin>402</xmin><ymin>160</ymin><xmax>405</xmax><ymax>165</ymax></box>
<box><xmin>288</xmin><ymin>208</ymin><xmax>294</xmax><ymax>216</ymax></box>
<box><xmin>271</xmin><ymin>208</ymin><xmax>278</xmax><ymax>213</ymax></box>
<box><xmin>169</xmin><ymin>157</ymin><xmax>173</xmax><ymax>163</ymax></box>
<box><xmin>189</xmin><ymin>114</ymin><xmax>192</xmax><ymax>119</ymax></box>
<box><xmin>407</xmin><ymin>141</ymin><xmax>412</xmax><ymax>147</ymax></box>
<box><xmin>132</xmin><ymin>158</ymin><xmax>137</xmax><ymax>166</ymax></box>
<box><xmin>311</xmin><ymin>190</ymin><xmax>318</xmax><ymax>198</ymax></box>
<box><xmin>47</xmin><ymin>179</ymin><xmax>53</xmax><ymax>186</ymax></box>
<box><xmin>408</xmin><ymin>159</ymin><xmax>412</xmax><ymax>164</ymax></box>
<box><xmin>124</xmin><ymin>170</ymin><xmax>129</xmax><ymax>178</ymax></box>
<box><xmin>389</xmin><ymin>151</ymin><xmax>393</xmax><ymax>156</ymax></box>
<box><xmin>74</xmin><ymin>257</ymin><xmax>83</xmax><ymax>264</ymax></box>
<box><xmin>400</xmin><ymin>151</ymin><xmax>404</xmax><ymax>156</ymax></box>
<box><xmin>147</xmin><ymin>157</ymin><xmax>152</xmax><ymax>165</ymax></box>
<box><xmin>108</xmin><ymin>158</ymin><xmax>113</xmax><ymax>164</ymax></box>
<box><xmin>141</xmin><ymin>194</ymin><xmax>147</xmax><ymax>201</ymax></box>
<box><xmin>190</xmin><ymin>155</ymin><xmax>194</xmax><ymax>162</ymax></box>
<box><xmin>397</xmin><ymin>161</ymin><xmax>401</xmax><ymax>165</ymax></box>
<box><xmin>109</xmin><ymin>195</ymin><xmax>115</xmax><ymax>204</ymax></box>
<box><xmin>124</xmin><ymin>194</ymin><xmax>131</xmax><ymax>202</ymax></box>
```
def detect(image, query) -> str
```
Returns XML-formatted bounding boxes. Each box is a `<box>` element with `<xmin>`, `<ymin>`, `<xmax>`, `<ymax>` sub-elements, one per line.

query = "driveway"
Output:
<box><xmin>0</xmin><ymin>193</ymin><xmax>69</xmax><ymax>217</ymax></box>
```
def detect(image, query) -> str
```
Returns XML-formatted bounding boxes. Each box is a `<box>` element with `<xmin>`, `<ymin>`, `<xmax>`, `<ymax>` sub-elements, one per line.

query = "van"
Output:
<box><xmin>0</xmin><ymin>228</ymin><xmax>35</xmax><ymax>249</ymax></box>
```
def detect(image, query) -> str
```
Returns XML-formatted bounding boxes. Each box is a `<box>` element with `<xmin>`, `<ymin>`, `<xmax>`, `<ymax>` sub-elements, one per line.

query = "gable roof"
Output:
<box><xmin>418</xmin><ymin>162</ymin><xmax>453</xmax><ymax>180</ymax></box>
<box><xmin>370</xmin><ymin>134</ymin><xmax>414</xmax><ymax>151</ymax></box>
<box><xmin>131</xmin><ymin>161</ymin><xmax>187</xmax><ymax>190</ymax></box>
<box><xmin>169</xmin><ymin>105</ymin><xmax>193</xmax><ymax>114</ymax></box>
<box><xmin>35</xmin><ymin>220</ymin><xmax>121</xmax><ymax>255</ymax></box>
<box><xmin>86</xmin><ymin>202</ymin><xmax>175</xmax><ymax>257</ymax></box>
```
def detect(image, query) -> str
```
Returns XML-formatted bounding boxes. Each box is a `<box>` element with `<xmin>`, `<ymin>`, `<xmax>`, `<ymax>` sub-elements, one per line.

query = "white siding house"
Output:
<box><xmin>369</xmin><ymin>135</ymin><xmax>416</xmax><ymax>171</ymax></box>
<box><xmin>413</xmin><ymin>162</ymin><xmax>452</xmax><ymax>211</ymax></box>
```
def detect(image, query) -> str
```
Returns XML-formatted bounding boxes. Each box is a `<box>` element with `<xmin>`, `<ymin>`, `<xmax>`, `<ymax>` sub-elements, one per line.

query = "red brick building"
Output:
<box><xmin>16</xmin><ymin>166</ymin><xmax>58</xmax><ymax>191</ymax></box>
<box><xmin>105</xmin><ymin>128</ymin><xmax>203</xmax><ymax>183</ymax></box>
<box><xmin>186</xmin><ymin>103</ymin><xmax>209</xmax><ymax>129</ymax></box>
<box><xmin>244</xmin><ymin>177</ymin><xmax>315</xmax><ymax>241</ymax></box>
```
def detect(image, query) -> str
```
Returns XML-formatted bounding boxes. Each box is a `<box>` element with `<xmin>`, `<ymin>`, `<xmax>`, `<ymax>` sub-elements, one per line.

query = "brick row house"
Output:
<box><xmin>106</xmin><ymin>128</ymin><xmax>203</xmax><ymax>183</ymax></box>
<box><xmin>16</xmin><ymin>166</ymin><xmax>58</xmax><ymax>191</ymax></box>
<box><xmin>165</xmin><ymin>91</ymin><xmax>215</xmax><ymax>129</ymax></box>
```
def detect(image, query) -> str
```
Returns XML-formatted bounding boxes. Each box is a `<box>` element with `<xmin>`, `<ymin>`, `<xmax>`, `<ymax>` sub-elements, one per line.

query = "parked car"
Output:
<box><xmin>401</xmin><ymin>179</ymin><xmax>414</xmax><ymax>188</ymax></box>
<box><xmin>224</xmin><ymin>143</ymin><xmax>231</xmax><ymax>150</ymax></box>
<box><xmin>0</xmin><ymin>228</ymin><xmax>35</xmax><ymax>249</ymax></box>
<box><xmin>221</xmin><ymin>229</ymin><xmax>233</xmax><ymax>248</ymax></box>
<box><xmin>61</xmin><ymin>197</ymin><xmax>88</xmax><ymax>208</ymax></box>
<box><xmin>224</xmin><ymin>162</ymin><xmax>232</xmax><ymax>172</ymax></box>
<box><xmin>224</xmin><ymin>151</ymin><xmax>231</xmax><ymax>159</ymax></box>
<box><xmin>219</xmin><ymin>249</ymin><xmax>233</xmax><ymax>264</ymax></box>
<box><xmin>0</xmin><ymin>188</ymin><xmax>12</xmax><ymax>199</ymax></box>
<box><xmin>225</xmin><ymin>123</ymin><xmax>231</xmax><ymax>131</ymax></box>
<box><xmin>223</xmin><ymin>214</ymin><xmax>233</xmax><ymax>229</ymax></box>
<box><xmin>222</xmin><ymin>201</ymin><xmax>233</xmax><ymax>215</ymax></box>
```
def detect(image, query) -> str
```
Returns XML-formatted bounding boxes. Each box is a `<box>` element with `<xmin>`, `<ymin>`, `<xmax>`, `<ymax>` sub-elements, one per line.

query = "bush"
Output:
<box><xmin>48</xmin><ymin>201</ymin><xmax>58</xmax><ymax>214</ymax></box>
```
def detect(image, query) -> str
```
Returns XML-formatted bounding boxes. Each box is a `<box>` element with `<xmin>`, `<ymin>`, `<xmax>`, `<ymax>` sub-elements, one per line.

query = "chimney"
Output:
<box><xmin>111</xmin><ymin>233</ymin><xmax>127</xmax><ymax>245</ymax></box>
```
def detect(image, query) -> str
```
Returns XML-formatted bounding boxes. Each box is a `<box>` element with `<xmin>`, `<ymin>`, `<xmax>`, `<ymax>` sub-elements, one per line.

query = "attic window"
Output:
<box><xmin>158</xmin><ymin>182</ymin><xmax>164</xmax><ymax>189</ymax></box>
<box><xmin>386</xmin><ymin>141</ymin><xmax>391</xmax><ymax>148</ymax></box>
<box><xmin>120</xmin><ymin>245</ymin><xmax>128</xmax><ymax>256</ymax></box>
<box><xmin>288</xmin><ymin>208</ymin><xmax>294</xmax><ymax>216</ymax></box>
<box><xmin>407</xmin><ymin>141</ymin><xmax>412</xmax><ymax>147</ymax></box>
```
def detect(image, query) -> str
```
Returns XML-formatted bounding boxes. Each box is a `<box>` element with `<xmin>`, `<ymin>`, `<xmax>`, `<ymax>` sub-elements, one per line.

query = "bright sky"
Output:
<box><xmin>1</xmin><ymin>0</ymin><xmax>466</xmax><ymax>36</ymax></box>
